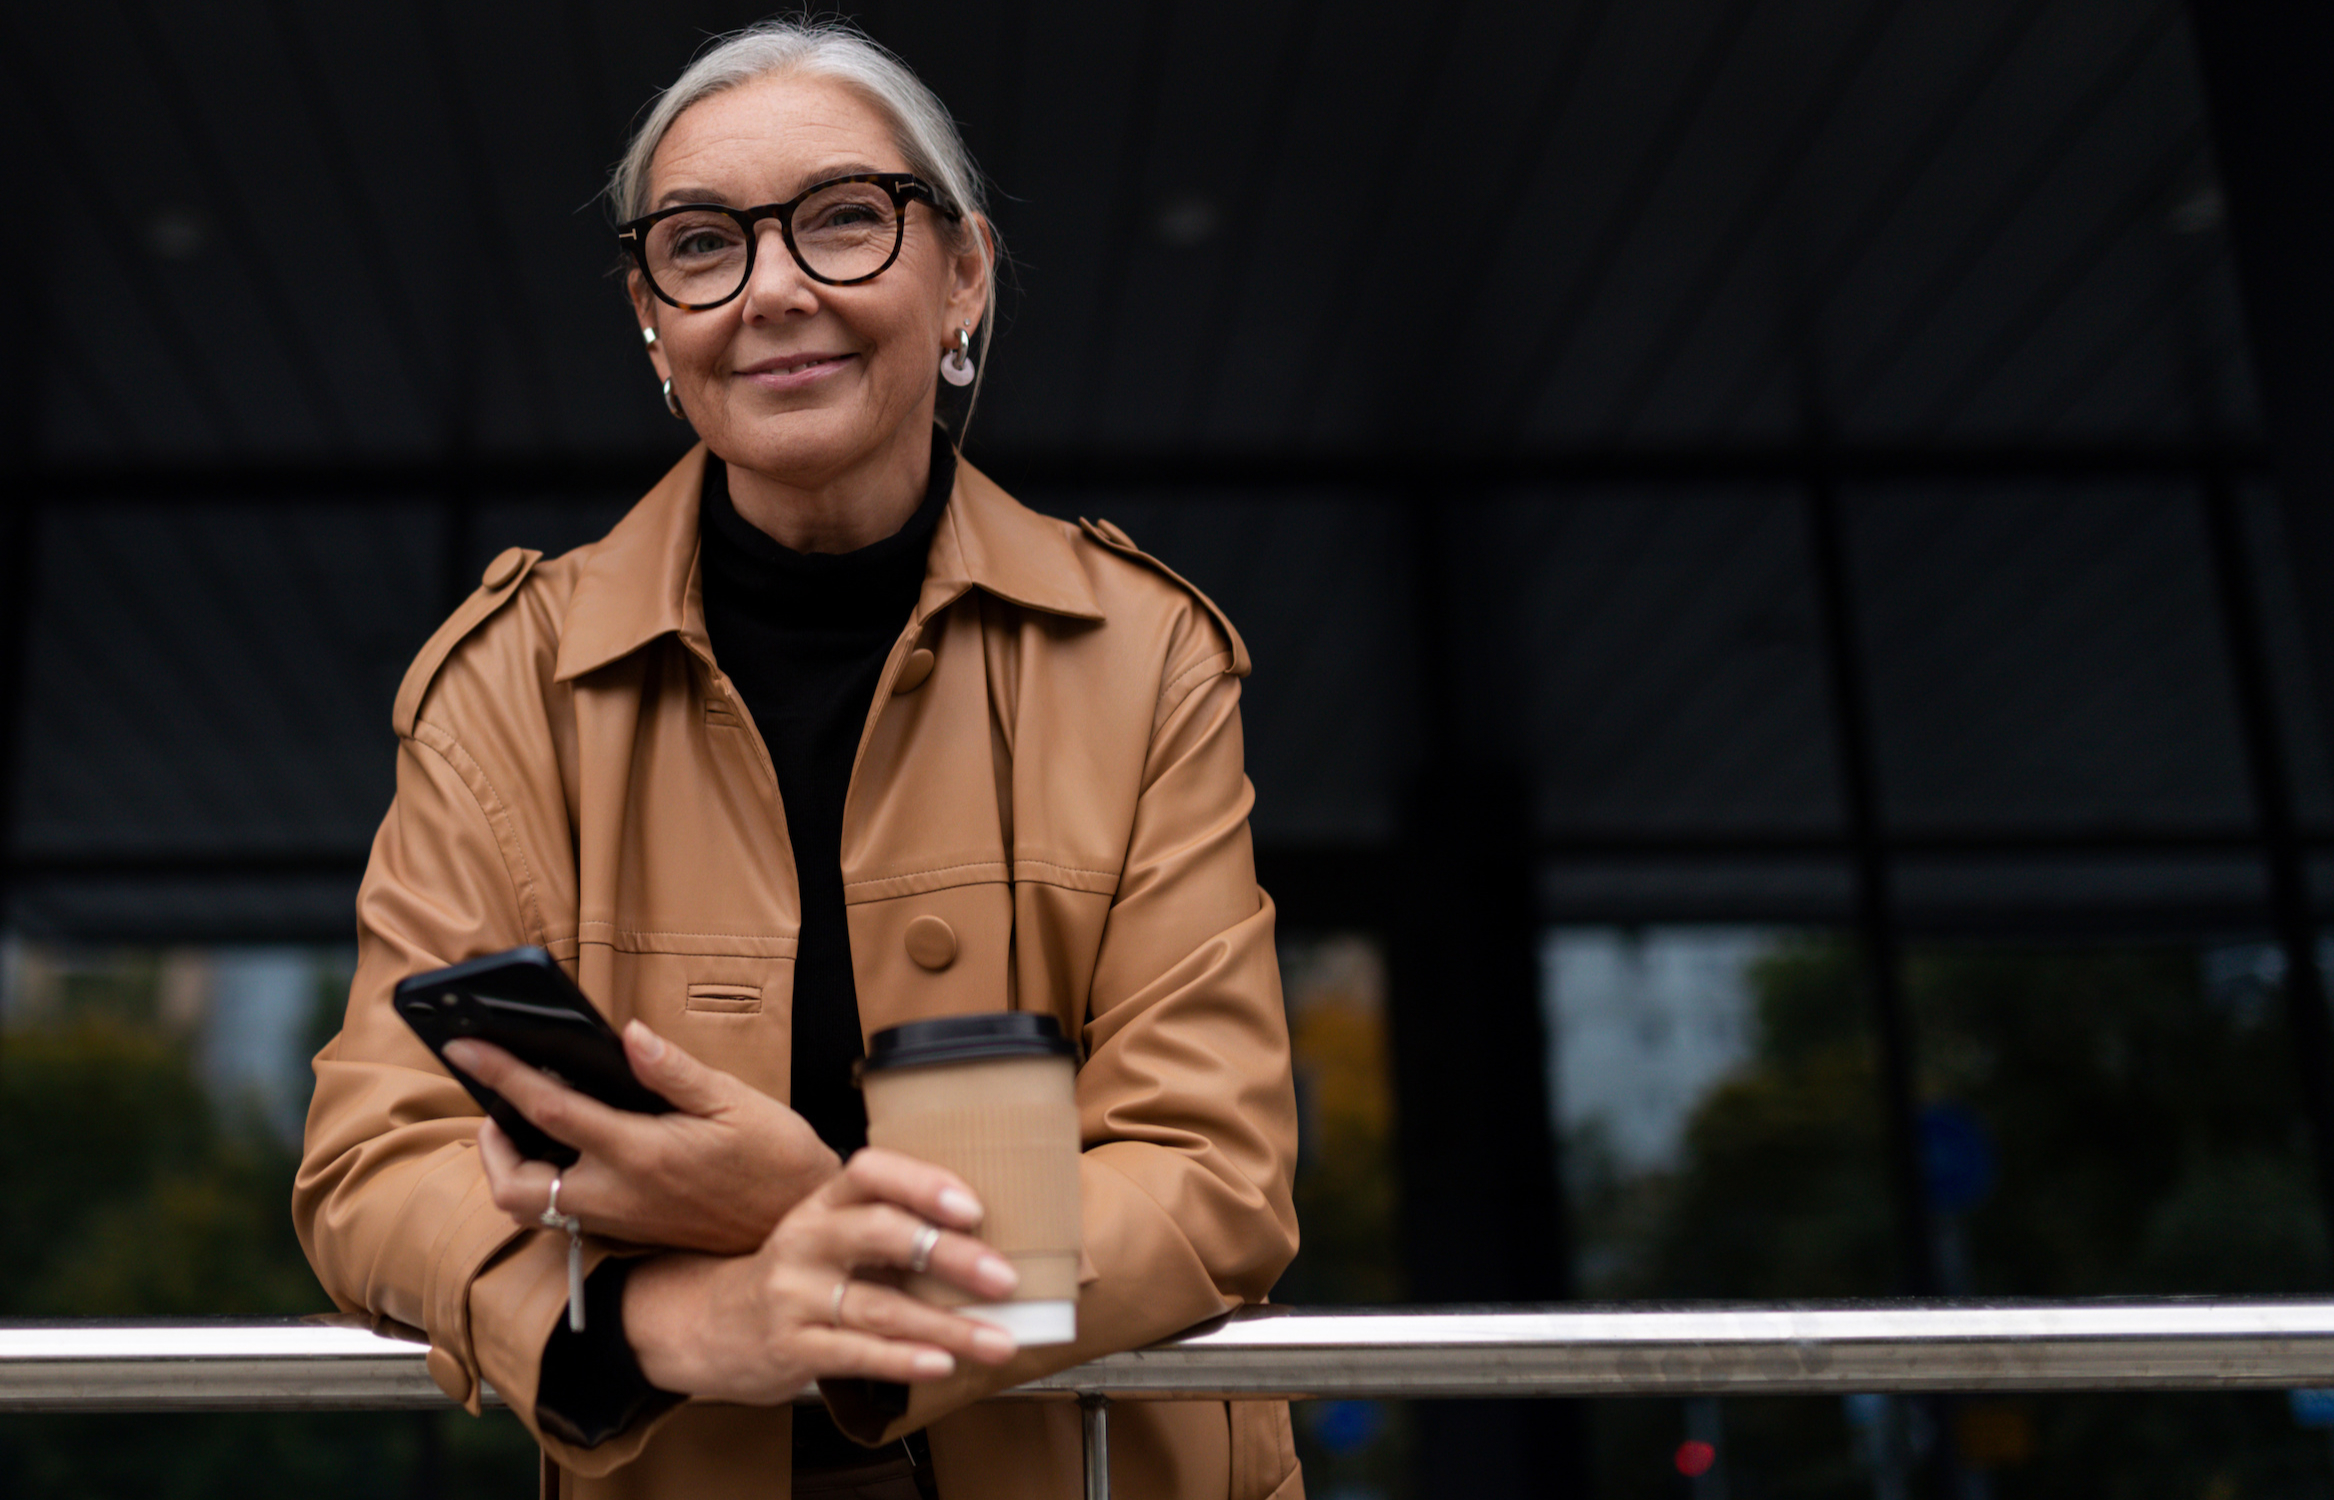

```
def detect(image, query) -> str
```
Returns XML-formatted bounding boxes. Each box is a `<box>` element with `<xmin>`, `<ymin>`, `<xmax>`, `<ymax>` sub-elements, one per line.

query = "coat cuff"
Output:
<box><xmin>536</xmin><ymin>1257</ymin><xmax>681</xmax><ymax>1448</ymax></box>
<box><xmin>468</xmin><ymin>1233</ymin><xmax>690</xmax><ymax>1476</ymax></box>
<box><xmin>411</xmin><ymin>1155</ymin><xmax>522</xmax><ymax>1414</ymax></box>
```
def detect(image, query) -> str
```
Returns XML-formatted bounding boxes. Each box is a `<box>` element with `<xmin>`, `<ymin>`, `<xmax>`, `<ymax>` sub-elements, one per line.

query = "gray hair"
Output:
<box><xmin>612</xmin><ymin>18</ymin><xmax>999</xmax><ymax>423</ymax></box>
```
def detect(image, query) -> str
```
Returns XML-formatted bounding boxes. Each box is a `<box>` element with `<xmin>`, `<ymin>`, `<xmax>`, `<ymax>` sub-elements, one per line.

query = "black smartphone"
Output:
<box><xmin>394</xmin><ymin>946</ymin><xmax>672</xmax><ymax>1166</ymax></box>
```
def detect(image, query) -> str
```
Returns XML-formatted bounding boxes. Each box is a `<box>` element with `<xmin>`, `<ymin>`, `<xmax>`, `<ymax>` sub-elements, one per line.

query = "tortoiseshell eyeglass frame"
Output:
<box><xmin>616</xmin><ymin>172</ymin><xmax>963</xmax><ymax>310</ymax></box>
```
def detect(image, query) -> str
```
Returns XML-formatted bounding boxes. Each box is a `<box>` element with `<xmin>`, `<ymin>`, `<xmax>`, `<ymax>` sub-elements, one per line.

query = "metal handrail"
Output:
<box><xmin>12</xmin><ymin>1302</ymin><xmax>2334</xmax><ymax>1500</ymax></box>
<box><xmin>10</xmin><ymin>1301</ymin><xmax>2334</xmax><ymax>1408</ymax></box>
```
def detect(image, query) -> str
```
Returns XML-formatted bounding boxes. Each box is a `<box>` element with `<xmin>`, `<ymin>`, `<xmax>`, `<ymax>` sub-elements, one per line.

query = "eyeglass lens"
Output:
<box><xmin>644</xmin><ymin>182</ymin><xmax>902</xmax><ymax>301</ymax></box>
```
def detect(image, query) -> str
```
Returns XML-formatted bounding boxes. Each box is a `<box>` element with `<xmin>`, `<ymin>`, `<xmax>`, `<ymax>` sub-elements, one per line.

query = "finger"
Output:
<box><xmin>476</xmin><ymin>1115</ymin><xmax>563</xmax><ymax>1221</ymax></box>
<box><xmin>827</xmin><ymin>1147</ymin><xmax>985</xmax><ymax>1229</ymax></box>
<box><xmin>442</xmin><ymin>1038</ymin><xmax>632</xmax><ymax>1158</ymax></box>
<box><xmin>815</xmin><ymin>1201</ymin><xmax>1018</xmax><ymax>1302</ymax></box>
<box><xmin>828</xmin><ymin>1280</ymin><xmax>1018</xmax><ymax>1366</ymax></box>
<box><xmin>796</xmin><ymin>1326</ymin><xmax>960</xmax><ymax>1383</ymax></box>
<box><xmin>622</xmin><ymin>1021</ymin><xmax>736</xmax><ymax>1116</ymax></box>
<box><xmin>477</xmin><ymin>1116</ymin><xmax>523</xmax><ymax>1180</ymax></box>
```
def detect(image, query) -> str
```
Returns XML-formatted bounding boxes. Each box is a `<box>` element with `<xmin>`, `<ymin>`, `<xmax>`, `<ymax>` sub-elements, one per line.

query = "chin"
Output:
<box><xmin>720</xmin><ymin>407</ymin><xmax>872</xmax><ymax>482</ymax></box>
<box><xmin>720</xmin><ymin>394</ymin><xmax>927</xmax><ymax>484</ymax></box>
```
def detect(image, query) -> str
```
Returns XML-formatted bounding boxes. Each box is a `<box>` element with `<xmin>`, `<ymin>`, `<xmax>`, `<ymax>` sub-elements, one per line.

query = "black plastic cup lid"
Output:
<box><xmin>861</xmin><ymin>1012</ymin><xmax>1076</xmax><ymax>1073</ymax></box>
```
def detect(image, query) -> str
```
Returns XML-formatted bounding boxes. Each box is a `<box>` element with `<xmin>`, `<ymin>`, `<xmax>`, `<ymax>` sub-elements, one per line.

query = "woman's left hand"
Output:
<box><xmin>450</xmin><ymin>1021</ymin><xmax>840</xmax><ymax>1254</ymax></box>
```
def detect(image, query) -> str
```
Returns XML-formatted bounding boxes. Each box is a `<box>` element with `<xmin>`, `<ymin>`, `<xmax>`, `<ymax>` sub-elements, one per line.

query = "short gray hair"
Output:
<box><xmin>612</xmin><ymin>18</ymin><xmax>999</xmax><ymax>422</ymax></box>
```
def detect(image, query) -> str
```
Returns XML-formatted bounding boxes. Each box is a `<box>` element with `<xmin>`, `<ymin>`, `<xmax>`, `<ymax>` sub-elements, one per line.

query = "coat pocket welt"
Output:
<box><xmin>685</xmin><ymin>982</ymin><xmax>763</xmax><ymax>1015</ymax></box>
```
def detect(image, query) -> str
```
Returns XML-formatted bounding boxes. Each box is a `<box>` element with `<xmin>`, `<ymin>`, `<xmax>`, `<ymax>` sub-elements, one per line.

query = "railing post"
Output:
<box><xmin>1081</xmin><ymin>1392</ymin><xmax>1111</xmax><ymax>1500</ymax></box>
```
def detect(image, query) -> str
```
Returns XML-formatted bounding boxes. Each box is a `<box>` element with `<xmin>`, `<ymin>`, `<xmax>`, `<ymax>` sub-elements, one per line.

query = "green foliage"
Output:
<box><xmin>1581</xmin><ymin>936</ymin><xmax>2334</xmax><ymax>1499</ymax></box>
<box><xmin>1906</xmin><ymin>944</ymin><xmax>2326</xmax><ymax>1298</ymax></box>
<box><xmin>0</xmin><ymin>1015</ymin><xmax>538</xmax><ymax>1498</ymax></box>
<box><xmin>0</xmin><ymin>1023</ymin><xmax>216</xmax><ymax>1308</ymax></box>
<box><xmin>0</xmin><ymin>1410</ymin><xmax>539</xmax><ymax>1500</ymax></box>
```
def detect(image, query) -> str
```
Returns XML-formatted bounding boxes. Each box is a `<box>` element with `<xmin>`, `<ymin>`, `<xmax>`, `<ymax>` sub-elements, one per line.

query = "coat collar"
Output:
<box><xmin>553</xmin><ymin>441</ymin><xmax>1100</xmax><ymax>684</ymax></box>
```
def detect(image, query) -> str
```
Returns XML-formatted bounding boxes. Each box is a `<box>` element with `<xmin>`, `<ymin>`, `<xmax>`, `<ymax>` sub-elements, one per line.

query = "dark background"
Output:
<box><xmin>7</xmin><ymin>1</ymin><xmax>2334</xmax><ymax>1496</ymax></box>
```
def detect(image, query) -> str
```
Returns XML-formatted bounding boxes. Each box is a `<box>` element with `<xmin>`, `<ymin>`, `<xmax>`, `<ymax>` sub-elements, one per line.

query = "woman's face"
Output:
<box><xmin>630</xmin><ymin>72</ymin><xmax>986</xmax><ymax>489</ymax></box>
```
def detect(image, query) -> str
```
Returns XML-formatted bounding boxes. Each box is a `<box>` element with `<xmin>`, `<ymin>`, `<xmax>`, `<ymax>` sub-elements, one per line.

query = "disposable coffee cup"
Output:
<box><xmin>859</xmin><ymin>1012</ymin><xmax>1081</xmax><ymax>1345</ymax></box>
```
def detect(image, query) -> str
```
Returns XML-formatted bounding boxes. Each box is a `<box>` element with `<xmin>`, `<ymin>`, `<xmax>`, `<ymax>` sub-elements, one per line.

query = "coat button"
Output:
<box><xmin>425</xmin><ymin>1345</ymin><xmax>472</xmax><ymax>1403</ymax></box>
<box><xmin>904</xmin><ymin>915</ymin><xmax>958</xmax><ymax>971</ymax></box>
<box><xmin>892</xmin><ymin>647</ymin><xmax>935</xmax><ymax>695</ymax></box>
<box><xmin>479</xmin><ymin>547</ymin><xmax>527</xmax><ymax>590</ymax></box>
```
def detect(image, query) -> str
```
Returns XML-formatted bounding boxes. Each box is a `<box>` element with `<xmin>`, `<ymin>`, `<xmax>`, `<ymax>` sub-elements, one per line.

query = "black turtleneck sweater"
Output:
<box><xmin>698</xmin><ymin>434</ymin><xmax>952</xmax><ymax>1155</ymax></box>
<box><xmin>535</xmin><ymin>432</ymin><xmax>955</xmax><ymax>1461</ymax></box>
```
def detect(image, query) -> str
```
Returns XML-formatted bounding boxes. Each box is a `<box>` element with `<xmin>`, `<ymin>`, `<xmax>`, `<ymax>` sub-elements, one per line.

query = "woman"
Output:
<box><xmin>294</xmin><ymin>19</ymin><xmax>1301</xmax><ymax>1500</ymax></box>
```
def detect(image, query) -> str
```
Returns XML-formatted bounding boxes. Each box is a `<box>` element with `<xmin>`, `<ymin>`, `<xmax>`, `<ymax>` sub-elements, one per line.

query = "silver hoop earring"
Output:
<box><xmin>940</xmin><ymin>324</ymin><xmax>976</xmax><ymax>387</ymax></box>
<box><xmin>663</xmin><ymin>377</ymin><xmax>685</xmax><ymax>420</ymax></box>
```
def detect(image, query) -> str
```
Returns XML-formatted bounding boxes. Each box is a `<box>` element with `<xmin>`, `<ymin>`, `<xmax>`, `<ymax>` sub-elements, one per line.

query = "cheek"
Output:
<box><xmin>667</xmin><ymin>326</ymin><xmax>734</xmax><ymax>390</ymax></box>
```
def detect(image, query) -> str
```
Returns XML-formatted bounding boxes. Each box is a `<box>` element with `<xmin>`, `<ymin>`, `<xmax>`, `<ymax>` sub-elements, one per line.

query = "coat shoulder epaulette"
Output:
<box><xmin>392</xmin><ymin>546</ymin><xmax>544</xmax><ymax>736</ymax></box>
<box><xmin>1076</xmin><ymin>517</ymin><xmax>1251</xmax><ymax>678</ymax></box>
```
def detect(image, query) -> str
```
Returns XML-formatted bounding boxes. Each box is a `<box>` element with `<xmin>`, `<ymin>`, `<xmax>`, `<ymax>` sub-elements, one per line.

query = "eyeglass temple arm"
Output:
<box><xmin>901</xmin><ymin>181</ymin><xmax>964</xmax><ymax>221</ymax></box>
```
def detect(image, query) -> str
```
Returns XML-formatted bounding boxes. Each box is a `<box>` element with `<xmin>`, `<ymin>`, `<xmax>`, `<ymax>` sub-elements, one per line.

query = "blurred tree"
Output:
<box><xmin>0</xmin><ymin>1000</ymin><xmax>536</xmax><ymax>1498</ymax></box>
<box><xmin>1585</xmin><ymin>936</ymin><xmax>2333</xmax><ymax>1500</ymax></box>
<box><xmin>1275</xmin><ymin>935</ymin><xmax>1416</xmax><ymax>1500</ymax></box>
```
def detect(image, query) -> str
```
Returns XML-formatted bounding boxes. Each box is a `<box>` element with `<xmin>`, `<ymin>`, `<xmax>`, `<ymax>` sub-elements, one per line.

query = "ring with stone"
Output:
<box><xmin>908</xmin><ymin>1223</ymin><xmax>941</xmax><ymax>1276</ymax></box>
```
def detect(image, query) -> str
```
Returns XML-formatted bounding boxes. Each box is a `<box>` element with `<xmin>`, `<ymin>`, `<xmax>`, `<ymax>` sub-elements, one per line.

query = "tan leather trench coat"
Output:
<box><xmin>294</xmin><ymin>445</ymin><xmax>1304</xmax><ymax>1500</ymax></box>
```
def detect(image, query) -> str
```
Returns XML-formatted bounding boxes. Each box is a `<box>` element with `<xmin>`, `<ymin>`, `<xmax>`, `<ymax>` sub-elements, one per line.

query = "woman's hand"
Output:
<box><xmin>622</xmin><ymin>1148</ymin><xmax>1022</xmax><ymax>1404</ymax></box>
<box><xmin>448</xmin><ymin>1021</ymin><xmax>839</xmax><ymax>1254</ymax></box>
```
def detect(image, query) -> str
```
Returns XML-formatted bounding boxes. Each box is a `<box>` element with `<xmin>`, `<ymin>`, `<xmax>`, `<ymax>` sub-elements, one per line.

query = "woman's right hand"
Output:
<box><xmin>620</xmin><ymin>1148</ymin><xmax>1024</xmax><ymax>1403</ymax></box>
<box><xmin>452</xmin><ymin>1021</ymin><xmax>839</xmax><ymax>1254</ymax></box>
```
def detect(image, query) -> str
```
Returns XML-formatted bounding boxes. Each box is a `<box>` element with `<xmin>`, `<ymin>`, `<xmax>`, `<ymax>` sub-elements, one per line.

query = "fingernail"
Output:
<box><xmin>939</xmin><ymin>1188</ymin><xmax>982</xmax><ymax>1225</ymax></box>
<box><xmin>912</xmin><ymin>1350</ymin><xmax>954</xmax><ymax>1378</ymax></box>
<box><xmin>626</xmin><ymin>1020</ymin><xmax>665</xmax><ymax>1061</ymax></box>
<box><xmin>442</xmin><ymin>1040</ymin><xmax>477</xmax><ymax>1067</ymax></box>
<box><xmin>977</xmin><ymin>1256</ymin><xmax>1019</xmax><ymax>1296</ymax></box>
<box><xmin>973</xmin><ymin>1326</ymin><xmax>1018</xmax><ymax>1360</ymax></box>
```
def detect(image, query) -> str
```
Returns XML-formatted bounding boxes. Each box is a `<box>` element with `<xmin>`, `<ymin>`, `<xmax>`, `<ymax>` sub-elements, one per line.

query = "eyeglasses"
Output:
<box><xmin>617</xmin><ymin>172</ymin><xmax>962</xmax><ymax>311</ymax></box>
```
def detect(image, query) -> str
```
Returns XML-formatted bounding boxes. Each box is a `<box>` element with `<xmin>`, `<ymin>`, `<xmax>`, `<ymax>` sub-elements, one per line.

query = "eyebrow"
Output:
<box><xmin>652</xmin><ymin>163</ymin><xmax>892</xmax><ymax>212</ymax></box>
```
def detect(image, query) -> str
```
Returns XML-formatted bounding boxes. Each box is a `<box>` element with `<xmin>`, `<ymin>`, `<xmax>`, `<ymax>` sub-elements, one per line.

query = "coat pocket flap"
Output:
<box><xmin>684</xmin><ymin>982</ymin><xmax>763</xmax><ymax>1015</ymax></box>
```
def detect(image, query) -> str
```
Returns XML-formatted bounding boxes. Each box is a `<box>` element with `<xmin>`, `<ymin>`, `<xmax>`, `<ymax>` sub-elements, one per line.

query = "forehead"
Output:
<box><xmin>650</xmin><ymin>73</ymin><xmax>904</xmax><ymax>196</ymax></box>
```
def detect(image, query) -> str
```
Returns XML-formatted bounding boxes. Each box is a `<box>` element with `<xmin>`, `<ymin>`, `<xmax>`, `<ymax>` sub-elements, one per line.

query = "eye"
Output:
<box><xmin>796</xmin><ymin>185</ymin><xmax>897</xmax><ymax>236</ymax></box>
<box><xmin>673</xmin><ymin>226</ymin><xmax>739</xmax><ymax>257</ymax></box>
<box><xmin>655</xmin><ymin>214</ymin><xmax>746</xmax><ymax>263</ymax></box>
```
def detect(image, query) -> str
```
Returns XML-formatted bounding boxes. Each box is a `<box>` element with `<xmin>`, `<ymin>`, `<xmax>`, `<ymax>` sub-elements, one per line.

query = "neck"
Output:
<box><xmin>724</xmin><ymin>426</ymin><xmax>931</xmax><ymax>554</ymax></box>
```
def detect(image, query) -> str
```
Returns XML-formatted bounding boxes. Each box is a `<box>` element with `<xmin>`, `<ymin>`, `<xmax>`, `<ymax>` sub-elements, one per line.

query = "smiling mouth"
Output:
<box><xmin>743</xmin><ymin>353</ymin><xmax>852</xmax><ymax>377</ymax></box>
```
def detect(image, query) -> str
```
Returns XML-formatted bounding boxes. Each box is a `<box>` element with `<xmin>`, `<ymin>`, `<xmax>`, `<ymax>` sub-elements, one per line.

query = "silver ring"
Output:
<box><xmin>538</xmin><ymin>1173</ymin><xmax>568</xmax><ymax>1229</ymax></box>
<box><xmin>829</xmin><ymin>1278</ymin><xmax>851</xmax><ymax>1328</ymax></box>
<box><xmin>908</xmin><ymin>1223</ymin><xmax>941</xmax><ymax>1276</ymax></box>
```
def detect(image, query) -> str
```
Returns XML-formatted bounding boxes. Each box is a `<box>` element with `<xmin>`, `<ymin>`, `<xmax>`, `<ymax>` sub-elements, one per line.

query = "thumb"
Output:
<box><xmin>624</xmin><ymin>1020</ymin><xmax>733</xmax><ymax>1115</ymax></box>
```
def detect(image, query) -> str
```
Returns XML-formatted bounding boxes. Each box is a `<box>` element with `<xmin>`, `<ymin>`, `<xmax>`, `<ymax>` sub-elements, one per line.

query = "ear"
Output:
<box><xmin>627</xmin><ymin>271</ymin><xmax>672</xmax><ymax>382</ymax></box>
<box><xmin>941</xmin><ymin>215</ymin><xmax>993</xmax><ymax>335</ymax></box>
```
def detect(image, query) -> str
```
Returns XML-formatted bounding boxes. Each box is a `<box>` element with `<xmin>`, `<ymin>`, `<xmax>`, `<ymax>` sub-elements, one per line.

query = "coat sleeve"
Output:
<box><xmin>292</xmin><ymin>722</ymin><xmax>671</xmax><ymax>1475</ymax></box>
<box><xmin>828</xmin><ymin>656</ymin><xmax>1301</xmax><ymax>1442</ymax></box>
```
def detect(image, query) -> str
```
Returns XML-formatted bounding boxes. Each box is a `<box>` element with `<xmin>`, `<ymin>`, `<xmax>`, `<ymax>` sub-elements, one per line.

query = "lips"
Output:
<box><xmin>733</xmin><ymin>351</ymin><xmax>855</xmax><ymax>393</ymax></box>
<box><xmin>740</xmin><ymin>352</ymin><xmax>851</xmax><ymax>376</ymax></box>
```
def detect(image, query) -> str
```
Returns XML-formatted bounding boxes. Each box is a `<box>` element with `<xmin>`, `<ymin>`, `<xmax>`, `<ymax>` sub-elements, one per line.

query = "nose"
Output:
<box><xmin>740</xmin><ymin>221</ymin><xmax>818</xmax><ymax>319</ymax></box>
